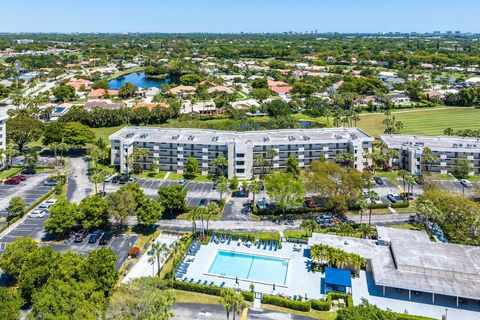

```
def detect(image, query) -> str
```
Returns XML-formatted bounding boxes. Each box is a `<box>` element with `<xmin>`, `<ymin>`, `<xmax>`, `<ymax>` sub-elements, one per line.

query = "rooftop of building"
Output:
<box><xmin>380</xmin><ymin>134</ymin><xmax>480</xmax><ymax>153</ymax></box>
<box><xmin>109</xmin><ymin>127</ymin><xmax>373</xmax><ymax>145</ymax></box>
<box><xmin>308</xmin><ymin>227</ymin><xmax>480</xmax><ymax>300</ymax></box>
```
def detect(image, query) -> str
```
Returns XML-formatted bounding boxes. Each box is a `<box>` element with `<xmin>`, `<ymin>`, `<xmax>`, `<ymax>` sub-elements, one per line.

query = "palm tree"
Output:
<box><xmin>186</xmin><ymin>208</ymin><xmax>198</xmax><ymax>235</ymax></box>
<box><xmin>24</xmin><ymin>150</ymin><xmax>38</xmax><ymax>168</ymax></box>
<box><xmin>300</xmin><ymin>219</ymin><xmax>317</xmax><ymax>237</ymax></box>
<box><xmin>5</xmin><ymin>147</ymin><xmax>19</xmax><ymax>167</ymax></box>
<box><xmin>254</xmin><ymin>154</ymin><xmax>268</xmax><ymax>178</ymax></box>
<box><xmin>205</xmin><ymin>202</ymin><xmax>220</xmax><ymax>233</ymax></box>
<box><xmin>221</xmin><ymin>289</ymin><xmax>236</xmax><ymax>320</ymax></box>
<box><xmin>247</xmin><ymin>180</ymin><xmax>262</xmax><ymax>209</ymax></box>
<box><xmin>216</xmin><ymin>176</ymin><xmax>229</xmax><ymax>202</ymax></box>
<box><xmin>324</xmin><ymin>107</ymin><xmax>332</xmax><ymax>126</ymax></box>
<box><xmin>212</xmin><ymin>155</ymin><xmax>228</xmax><ymax>177</ymax></box>
<box><xmin>147</xmin><ymin>241</ymin><xmax>169</xmax><ymax>276</ymax></box>
<box><xmin>133</xmin><ymin>147</ymin><xmax>149</xmax><ymax>172</ymax></box>
<box><xmin>0</xmin><ymin>149</ymin><xmax>5</xmax><ymax>168</ymax></box>
<box><xmin>365</xmin><ymin>190</ymin><xmax>379</xmax><ymax>226</ymax></box>
<box><xmin>404</xmin><ymin>173</ymin><xmax>416</xmax><ymax>199</ymax></box>
<box><xmin>232</xmin><ymin>294</ymin><xmax>246</xmax><ymax>320</ymax></box>
<box><xmin>421</xmin><ymin>147</ymin><xmax>438</xmax><ymax>174</ymax></box>
<box><xmin>91</xmin><ymin>170</ymin><xmax>108</xmax><ymax>194</ymax></box>
<box><xmin>335</xmin><ymin>151</ymin><xmax>354</xmax><ymax>167</ymax></box>
<box><xmin>267</xmin><ymin>149</ymin><xmax>278</xmax><ymax>173</ymax></box>
<box><xmin>398</xmin><ymin>169</ymin><xmax>408</xmax><ymax>194</ymax></box>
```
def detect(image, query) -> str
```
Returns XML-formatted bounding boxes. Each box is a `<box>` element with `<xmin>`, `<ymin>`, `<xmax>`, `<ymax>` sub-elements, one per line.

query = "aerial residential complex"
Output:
<box><xmin>109</xmin><ymin>127</ymin><xmax>374</xmax><ymax>179</ymax></box>
<box><xmin>380</xmin><ymin>134</ymin><xmax>480</xmax><ymax>176</ymax></box>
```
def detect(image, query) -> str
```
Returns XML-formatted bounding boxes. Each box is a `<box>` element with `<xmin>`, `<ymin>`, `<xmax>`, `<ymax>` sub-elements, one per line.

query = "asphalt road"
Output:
<box><xmin>173</xmin><ymin>303</ymin><xmax>317</xmax><ymax>320</ymax></box>
<box><xmin>67</xmin><ymin>157</ymin><xmax>94</xmax><ymax>203</ymax></box>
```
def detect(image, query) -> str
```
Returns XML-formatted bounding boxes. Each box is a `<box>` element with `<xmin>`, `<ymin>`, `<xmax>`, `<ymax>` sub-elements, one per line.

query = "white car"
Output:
<box><xmin>460</xmin><ymin>179</ymin><xmax>472</xmax><ymax>188</ymax></box>
<box><xmin>29</xmin><ymin>209</ymin><xmax>47</xmax><ymax>218</ymax></box>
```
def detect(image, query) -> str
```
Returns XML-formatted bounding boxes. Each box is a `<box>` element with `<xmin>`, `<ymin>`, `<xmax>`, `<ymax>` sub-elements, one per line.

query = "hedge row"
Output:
<box><xmin>261</xmin><ymin>294</ymin><xmax>311</xmax><ymax>312</ymax></box>
<box><xmin>172</xmin><ymin>281</ymin><xmax>254</xmax><ymax>302</ymax></box>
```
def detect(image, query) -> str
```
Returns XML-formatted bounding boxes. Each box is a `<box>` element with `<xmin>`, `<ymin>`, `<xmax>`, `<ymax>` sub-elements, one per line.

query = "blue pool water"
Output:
<box><xmin>108</xmin><ymin>72</ymin><xmax>172</xmax><ymax>90</ymax></box>
<box><xmin>208</xmin><ymin>251</ymin><xmax>289</xmax><ymax>285</ymax></box>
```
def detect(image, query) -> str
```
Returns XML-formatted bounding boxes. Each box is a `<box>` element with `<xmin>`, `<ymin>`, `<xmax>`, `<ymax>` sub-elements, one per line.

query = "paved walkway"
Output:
<box><xmin>67</xmin><ymin>157</ymin><xmax>94</xmax><ymax>204</ymax></box>
<box><xmin>121</xmin><ymin>232</ymin><xmax>180</xmax><ymax>283</ymax></box>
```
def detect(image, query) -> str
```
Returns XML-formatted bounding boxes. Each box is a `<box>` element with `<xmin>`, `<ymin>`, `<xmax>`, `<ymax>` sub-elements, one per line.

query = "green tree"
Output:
<box><xmin>286</xmin><ymin>154</ymin><xmax>301</xmax><ymax>178</ymax></box>
<box><xmin>7</xmin><ymin>196</ymin><xmax>26</xmax><ymax>217</ymax></box>
<box><xmin>205</xmin><ymin>201</ymin><xmax>221</xmax><ymax>233</ymax></box>
<box><xmin>0</xmin><ymin>287</ymin><xmax>23</xmax><ymax>320</ymax></box>
<box><xmin>148</xmin><ymin>242</ymin><xmax>170</xmax><ymax>276</ymax></box>
<box><xmin>264</xmin><ymin>172</ymin><xmax>305</xmax><ymax>215</ymax></box>
<box><xmin>229</xmin><ymin>176</ymin><xmax>239</xmax><ymax>190</ymax></box>
<box><xmin>53</xmin><ymin>84</ymin><xmax>76</xmax><ymax>102</ymax></box>
<box><xmin>212</xmin><ymin>154</ymin><xmax>228</xmax><ymax>177</ymax></box>
<box><xmin>300</xmin><ymin>219</ymin><xmax>317</xmax><ymax>236</ymax></box>
<box><xmin>45</xmin><ymin>199</ymin><xmax>79</xmax><ymax>236</ymax></box>
<box><xmin>251</xmin><ymin>88</ymin><xmax>271</xmax><ymax>104</ymax></box>
<box><xmin>336</xmin><ymin>299</ymin><xmax>397</xmax><ymax>320</ymax></box>
<box><xmin>7</xmin><ymin>115</ymin><xmax>45</xmax><ymax>151</ymax></box>
<box><xmin>216</xmin><ymin>176</ymin><xmax>229</xmax><ymax>201</ymax></box>
<box><xmin>136</xmin><ymin>198</ymin><xmax>164</xmax><ymax>226</ymax></box>
<box><xmin>78</xmin><ymin>195</ymin><xmax>109</xmax><ymax>229</ymax></box>
<box><xmin>267</xmin><ymin>149</ymin><xmax>278</xmax><ymax>173</ymax></box>
<box><xmin>107</xmin><ymin>278</ymin><xmax>176</xmax><ymax>320</ymax></box>
<box><xmin>0</xmin><ymin>237</ymin><xmax>37</xmax><ymax>278</ymax></box>
<box><xmin>118</xmin><ymin>82</ymin><xmax>138</xmax><ymax>98</ymax></box>
<box><xmin>421</xmin><ymin>146</ymin><xmax>439</xmax><ymax>174</ymax></box>
<box><xmin>84</xmin><ymin>248</ymin><xmax>119</xmax><ymax>296</ymax></box>
<box><xmin>247</xmin><ymin>180</ymin><xmax>263</xmax><ymax>208</ymax></box>
<box><xmin>107</xmin><ymin>189</ymin><xmax>136</xmax><ymax>227</ymax></box>
<box><xmin>184</xmin><ymin>156</ymin><xmax>199</xmax><ymax>179</ymax></box>
<box><xmin>29</xmin><ymin>278</ymin><xmax>104</xmax><ymax>320</ymax></box>
<box><xmin>157</xmin><ymin>185</ymin><xmax>187</xmax><ymax>216</ymax></box>
<box><xmin>63</xmin><ymin>122</ymin><xmax>96</xmax><ymax>147</ymax></box>
<box><xmin>453</xmin><ymin>157</ymin><xmax>472</xmax><ymax>179</ymax></box>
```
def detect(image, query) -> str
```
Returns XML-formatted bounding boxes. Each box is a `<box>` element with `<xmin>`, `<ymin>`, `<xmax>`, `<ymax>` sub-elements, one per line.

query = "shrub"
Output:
<box><xmin>391</xmin><ymin>201</ymin><xmax>409</xmax><ymax>208</ymax></box>
<box><xmin>311</xmin><ymin>298</ymin><xmax>331</xmax><ymax>311</ymax></box>
<box><xmin>261</xmin><ymin>294</ymin><xmax>311</xmax><ymax>311</ymax></box>
<box><xmin>173</xmin><ymin>281</ymin><xmax>223</xmax><ymax>296</ymax></box>
<box><xmin>129</xmin><ymin>246</ymin><xmax>140</xmax><ymax>258</ymax></box>
<box><xmin>241</xmin><ymin>291</ymin><xmax>254</xmax><ymax>302</ymax></box>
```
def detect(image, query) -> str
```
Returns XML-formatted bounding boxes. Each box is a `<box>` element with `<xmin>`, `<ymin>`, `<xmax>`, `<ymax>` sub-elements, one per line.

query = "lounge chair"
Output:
<box><xmin>269</xmin><ymin>241</ymin><xmax>273</xmax><ymax>250</ymax></box>
<box><xmin>274</xmin><ymin>242</ymin><xmax>278</xmax><ymax>251</ymax></box>
<box><xmin>257</xmin><ymin>241</ymin><xmax>261</xmax><ymax>249</ymax></box>
<box><xmin>203</xmin><ymin>280</ymin><xmax>208</xmax><ymax>285</ymax></box>
<box><xmin>210</xmin><ymin>235</ymin><xmax>214</xmax><ymax>242</ymax></box>
<box><xmin>189</xmin><ymin>278</ymin><xmax>194</xmax><ymax>282</ymax></box>
<box><xmin>182</xmin><ymin>277</ymin><xmax>188</xmax><ymax>281</ymax></box>
<box><xmin>210</xmin><ymin>281</ymin><xmax>215</xmax><ymax>286</ymax></box>
<box><xmin>263</xmin><ymin>241</ymin><xmax>267</xmax><ymax>250</ymax></box>
<box><xmin>220</xmin><ymin>282</ymin><xmax>225</xmax><ymax>287</ymax></box>
<box><xmin>227</xmin><ymin>235</ymin><xmax>232</xmax><ymax>245</ymax></box>
<box><xmin>197</xmin><ymin>279</ymin><xmax>202</xmax><ymax>284</ymax></box>
<box><xmin>219</xmin><ymin>235</ymin><xmax>225</xmax><ymax>243</ymax></box>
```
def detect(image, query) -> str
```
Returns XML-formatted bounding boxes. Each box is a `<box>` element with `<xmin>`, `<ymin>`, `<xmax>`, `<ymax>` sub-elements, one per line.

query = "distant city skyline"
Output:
<box><xmin>0</xmin><ymin>0</ymin><xmax>479</xmax><ymax>33</ymax></box>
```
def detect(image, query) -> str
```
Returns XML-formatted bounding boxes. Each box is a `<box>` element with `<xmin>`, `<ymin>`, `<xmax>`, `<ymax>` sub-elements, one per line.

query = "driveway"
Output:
<box><xmin>222</xmin><ymin>196</ymin><xmax>253</xmax><ymax>221</ymax></box>
<box><xmin>67</xmin><ymin>157</ymin><xmax>94</xmax><ymax>203</ymax></box>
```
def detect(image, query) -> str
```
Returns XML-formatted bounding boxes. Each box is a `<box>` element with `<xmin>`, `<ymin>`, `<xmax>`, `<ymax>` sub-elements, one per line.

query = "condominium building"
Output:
<box><xmin>110</xmin><ymin>127</ymin><xmax>373</xmax><ymax>179</ymax></box>
<box><xmin>380</xmin><ymin>134</ymin><xmax>480</xmax><ymax>176</ymax></box>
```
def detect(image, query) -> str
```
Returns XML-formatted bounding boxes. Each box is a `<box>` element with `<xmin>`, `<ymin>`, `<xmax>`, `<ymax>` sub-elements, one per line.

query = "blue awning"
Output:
<box><xmin>325</xmin><ymin>267</ymin><xmax>352</xmax><ymax>287</ymax></box>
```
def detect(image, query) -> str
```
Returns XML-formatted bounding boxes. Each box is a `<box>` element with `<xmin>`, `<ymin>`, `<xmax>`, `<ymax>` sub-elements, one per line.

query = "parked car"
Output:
<box><xmin>43</xmin><ymin>179</ymin><xmax>59</xmax><ymax>186</ymax></box>
<box><xmin>232</xmin><ymin>189</ymin><xmax>249</xmax><ymax>197</ymax></box>
<box><xmin>460</xmin><ymin>179</ymin><xmax>472</xmax><ymax>188</ymax></box>
<box><xmin>373</xmin><ymin>177</ymin><xmax>384</xmax><ymax>185</ymax></box>
<box><xmin>178</xmin><ymin>179</ymin><xmax>187</xmax><ymax>186</ymax></box>
<box><xmin>105</xmin><ymin>174</ymin><xmax>116</xmax><ymax>182</ymax></box>
<box><xmin>256</xmin><ymin>199</ymin><xmax>267</xmax><ymax>210</ymax></box>
<box><xmin>198</xmin><ymin>199</ymin><xmax>208</xmax><ymax>207</ymax></box>
<box><xmin>387</xmin><ymin>193</ymin><xmax>403</xmax><ymax>203</ymax></box>
<box><xmin>14</xmin><ymin>175</ymin><xmax>27</xmax><ymax>181</ymax></box>
<box><xmin>4</xmin><ymin>177</ymin><xmax>22</xmax><ymax>185</ymax></box>
<box><xmin>21</xmin><ymin>168</ymin><xmax>36</xmax><ymax>175</ymax></box>
<box><xmin>118</xmin><ymin>176</ymin><xmax>129</xmax><ymax>184</ymax></box>
<box><xmin>88</xmin><ymin>230</ymin><xmax>103</xmax><ymax>243</ymax></box>
<box><xmin>29</xmin><ymin>209</ymin><xmax>47</xmax><ymax>218</ymax></box>
<box><xmin>99</xmin><ymin>231</ymin><xmax>113</xmax><ymax>245</ymax></box>
<box><xmin>74</xmin><ymin>229</ymin><xmax>89</xmax><ymax>243</ymax></box>
<box><xmin>129</xmin><ymin>177</ymin><xmax>138</xmax><ymax>183</ymax></box>
<box><xmin>44</xmin><ymin>199</ymin><xmax>57</xmax><ymax>206</ymax></box>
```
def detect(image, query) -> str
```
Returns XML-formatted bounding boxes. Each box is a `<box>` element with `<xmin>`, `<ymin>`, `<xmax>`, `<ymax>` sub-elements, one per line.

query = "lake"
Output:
<box><xmin>108</xmin><ymin>72</ymin><xmax>172</xmax><ymax>90</ymax></box>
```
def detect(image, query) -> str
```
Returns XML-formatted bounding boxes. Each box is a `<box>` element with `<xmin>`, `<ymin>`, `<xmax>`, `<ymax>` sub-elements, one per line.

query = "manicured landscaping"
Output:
<box><xmin>0</xmin><ymin>167</ymin><xmax>22</xmax><ymax>180</ymax></box>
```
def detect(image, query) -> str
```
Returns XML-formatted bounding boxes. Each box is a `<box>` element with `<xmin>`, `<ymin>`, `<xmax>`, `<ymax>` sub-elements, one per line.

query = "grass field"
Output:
<box><xmin>358</xmin><ymin>107</ymin><xmax>480</xmax><ymax>137</ymax></box>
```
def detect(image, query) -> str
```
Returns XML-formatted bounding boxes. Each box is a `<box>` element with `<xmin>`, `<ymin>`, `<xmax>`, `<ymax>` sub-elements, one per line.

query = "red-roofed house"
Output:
<box><xmin>268</xmin><ymin>80</ymin><xmax>293</xmax><ymax>96</ymax></box>
<box><xmin>67</xmin><ymin>78</ymin><xmax>92</xmax><ymax>91</ymax></box>
<box><xmin>88</xmin><ymin>89</ymin><xmax>119</xmax><ymax>99</ymax></box>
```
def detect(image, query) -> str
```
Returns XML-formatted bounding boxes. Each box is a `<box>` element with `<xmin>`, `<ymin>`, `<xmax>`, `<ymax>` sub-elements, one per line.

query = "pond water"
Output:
<box><xmin>108</xmin><ymin>72</ymin><xmax>172</xmax><ymax>90</ymax></box>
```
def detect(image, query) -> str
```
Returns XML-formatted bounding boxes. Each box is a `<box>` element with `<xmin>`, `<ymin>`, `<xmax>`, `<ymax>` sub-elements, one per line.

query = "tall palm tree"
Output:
<box><xmin>221</xmin><ymin>289</ymin><xmax>236</xmax><ymax>320</ymax></box>
<box><xmin>212</xmin><ymin>154</ymin><xmax>228</xmax><ymax>177</ymax></box>
<box><xmin>232</xmin><ymin>294</ymin><xmax>246</xmax><ymax>320</ymax></box>
<box><xmin>133</xmin><ymin>147</ymin><xmax>150</xmax><ymax>172</ymax></box>
<box><xmin>247</xmin><ymin>180</ymin><xmax>262</xmax><ymax>208</ymax></box>
<box><xmin>365</xmin><ymin>190</ymin><xmax>379</xmax><ymax>226</ymax></box>
<box><xmin>147</xmin><ymin>241</ymin><xmax>170</xmax><ymax>276</ymax></box>
<box><xmin>267</xmin><ymin>149</ymin><xmax>278</xmax><ymax>173</ymax></box>
<box><xmin>254</xmin><ymin>154</ymin><xmax>268</xmax><ymax>178</ymax></box>
<box><xmin>205</xmin><ymin>202</ymin><xmax>220</xmax><ymax>233</ymax></box>
<box><xmin>186</xmin><ymin>209</ymin><xmax>198</xmax><ymax>235</ymax></box>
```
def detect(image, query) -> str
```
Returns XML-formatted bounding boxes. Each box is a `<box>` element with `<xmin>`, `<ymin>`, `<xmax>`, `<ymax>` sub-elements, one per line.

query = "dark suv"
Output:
<box><xmin>99</xmin><ymin>231</ymin><xmax>113</xmax><ymax>245</ymax></box>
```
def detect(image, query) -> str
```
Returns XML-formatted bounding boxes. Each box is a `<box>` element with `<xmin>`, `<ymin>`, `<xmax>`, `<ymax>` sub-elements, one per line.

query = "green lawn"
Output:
<box><xmin>358</xmin><ymin>107</ymin><xmax>480</xmax><ymax>137</ymax></box>
<box><xmin>0</xmin><ymin>167</ymin><xmax>22</xmax><ymax>180</ymax></box>
<box><xmin>92</xmin><ymin>125</ymin><xmax>126</xmax><ymax>144</ymax></box>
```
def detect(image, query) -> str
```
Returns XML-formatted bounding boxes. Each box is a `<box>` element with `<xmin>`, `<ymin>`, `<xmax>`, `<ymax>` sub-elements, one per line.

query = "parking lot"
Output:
<box><xmin>104</xmin><ymin>178</ymin><xmax>220</xmax><ymax>208</ymax></box>
<box><xmin>0</xmin><ymin>209</ymin><xmax>138</xmax><ymax>269</ymax></box>
<box><xmin>0</xmin><ymin>173</ymin><xmax>54</xmax><ymax>228</ymax></box>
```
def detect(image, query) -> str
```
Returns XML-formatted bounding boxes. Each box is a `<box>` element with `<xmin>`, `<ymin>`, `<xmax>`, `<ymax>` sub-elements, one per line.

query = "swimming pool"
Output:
<box><xmin>208</xmin><ymin>250</ymin><xmax>289</xmax><ymax>285</ymax></box>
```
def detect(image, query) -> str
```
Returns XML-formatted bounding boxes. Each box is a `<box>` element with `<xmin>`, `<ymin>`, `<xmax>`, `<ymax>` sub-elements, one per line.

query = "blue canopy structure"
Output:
<box><xmin>324</xmin><ymin>267</ymin><xmax>352</xmax><ymax>294</ymax></box>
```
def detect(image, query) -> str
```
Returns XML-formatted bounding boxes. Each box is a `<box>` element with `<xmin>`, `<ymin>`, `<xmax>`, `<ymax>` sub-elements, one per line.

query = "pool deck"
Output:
<box><xmin>178</xmin><ymin>240</ymin><xmax>323</xmax><ymax>300</ymax></box>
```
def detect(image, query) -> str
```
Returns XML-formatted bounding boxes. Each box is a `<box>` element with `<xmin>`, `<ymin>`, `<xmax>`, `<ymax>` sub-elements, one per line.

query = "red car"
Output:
<box><xmin>4</xmin><ymin>177</ymin><xmax>21</xmax><ymax>185</ymax></box>
<box><xmin>14</xmin><ymin>175</ymin><xmax>27</xmax><ymax>181</ymax></box>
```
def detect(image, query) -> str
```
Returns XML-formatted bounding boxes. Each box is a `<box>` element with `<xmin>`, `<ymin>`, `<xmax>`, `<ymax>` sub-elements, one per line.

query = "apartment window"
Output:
<box><xmin>236</xmin><ymin>169</ymin><xmax>245</xmax><ymax>174</ymax></box>
<box><xmin>236</xmin><ymin>161</ymin><xmax>245</xmax><ymax>165</ymax></box>
<box><xmin>236</xmin><ymin>153</ymin><xmax>245</xmax><ymax>158</ymax></box>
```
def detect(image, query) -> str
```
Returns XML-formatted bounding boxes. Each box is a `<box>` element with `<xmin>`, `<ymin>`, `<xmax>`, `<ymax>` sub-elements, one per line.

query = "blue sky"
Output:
<box><xmin>0</xmin><ymin>0</ymin><xmax>478</xmax><ymax>33</ymax></box>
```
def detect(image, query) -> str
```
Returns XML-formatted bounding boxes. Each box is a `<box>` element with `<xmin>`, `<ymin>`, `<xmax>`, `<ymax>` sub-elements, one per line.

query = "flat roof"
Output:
<box><xmin>377</xmin><ymin>226</ymin><xmax>431</xmax><ymax>243</ymax></box>
<box><xmin>109</xmin><ymin>127</ymin><xmax>374</xmax><ymax>146</ymax></box>
<box><xmin>380</xmin><ymin>134</ymin><xmax>480</xmax><ymax>153</ymax></box>
<box><xmin>309</xmin><ymin>228</ymin><xmax>480</xmax><ymax>300</ymax></box>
